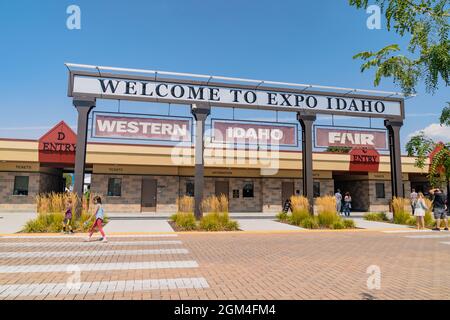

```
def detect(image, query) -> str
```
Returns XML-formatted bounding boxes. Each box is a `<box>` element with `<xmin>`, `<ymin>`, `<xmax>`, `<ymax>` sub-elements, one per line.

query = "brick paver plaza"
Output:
<box><xmin>0</xmin><ymin>230</ymin><xmax>449</xmax><ymax>300</ymax></box>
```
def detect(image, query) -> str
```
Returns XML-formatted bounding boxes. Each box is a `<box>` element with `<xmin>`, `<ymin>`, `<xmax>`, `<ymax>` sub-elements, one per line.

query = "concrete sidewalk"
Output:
<box><xmin>236</xmin><ymin>219</ymin><xmax>304</xmax><ymax>231</ymax></box>
<box><xmin>0</xmin><ymin>212</ymin><xmax>37</xmax><ymax>234</ymax></box>
<box><xmin>104</xmin><ymin>219</ymin><xmax>174</xmax><ymax>233</ymax></box>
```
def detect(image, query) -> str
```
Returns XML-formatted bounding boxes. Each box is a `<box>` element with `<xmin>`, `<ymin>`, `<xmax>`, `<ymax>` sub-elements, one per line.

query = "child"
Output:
<box><xmin>62</xmin><ymin>199</ymin><xmax>74</xmax><ymax>234</ymax></box>
<box><xmin>86</xmin><ymin>196</ymin><xmax>107</xmax><ymax>242</ymax></box>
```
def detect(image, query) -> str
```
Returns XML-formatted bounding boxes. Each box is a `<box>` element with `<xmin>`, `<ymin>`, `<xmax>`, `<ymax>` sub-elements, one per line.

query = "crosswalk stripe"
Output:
<box><xmin>0</xmin><ymin>277</ymin><xmax>209</xmax><ymax>297</ymax></box>
<box><xmin>0</xmin><ymin>248</ymin><xmax>189</xmax><ymax>259</ymax></box>
<box><xmin>382</xmin><ymin>230</ymin><xmax>435</xmax><ymax>234</ymax></box>
<box><xmin>0</xmin><ymin>260</ymin><xmax>199</xmax><ymax>273</ymax></box>
<box><xmin>0</xmin><ymin>234</ymin><xmax>178</xmax><ymax>239</ymax></box>
<box><xmin>0</xmin><ymin>240</ymin><xmax>182</xmax><ymax>247</ymax></box>
<box><xmin>440</xmin><ymin>242</ymin><xmax>450</xmax><ymax>245</ymax></box>
<box><xmin>405</xmin><ymin>234</ymin><xmax>450</xmax><ymax>239</ymax></box>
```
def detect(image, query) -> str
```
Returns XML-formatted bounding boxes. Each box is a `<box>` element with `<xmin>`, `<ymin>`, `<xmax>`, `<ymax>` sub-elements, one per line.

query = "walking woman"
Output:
<box><xmin>414</xmin><ymin>192</ymin><xmax>427</xmax><ymax>230</ymax></box>
<box><xmin>343</xmin><ymin>192</ymin><xmax>352</xmax><ymax>217</ymax></box>
<box><xmin>86</xmin><ymin>196</ymin><xmax>108</xmax><ymax>242</ymax></box>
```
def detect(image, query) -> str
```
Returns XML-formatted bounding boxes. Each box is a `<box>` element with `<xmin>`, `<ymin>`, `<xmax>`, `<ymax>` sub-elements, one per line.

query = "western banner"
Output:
<box><xmin>315</xmin><ymin>126</ymin><xmax>388</xmax><ymax>149</ymax></box>
<box><xmin>92</xmin><ymin>112</ymin><xmax>192</xmax><ymax>142</ymax></box>
<box><xmin>211</xmin><ymin>120</ymin><xmax>297</xmax><ymax>146</ymax></box>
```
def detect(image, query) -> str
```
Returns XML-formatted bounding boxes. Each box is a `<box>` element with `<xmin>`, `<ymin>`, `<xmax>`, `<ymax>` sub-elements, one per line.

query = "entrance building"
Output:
<box><xmin>0</xmin><ymin>136</ymin><xmax>428</xmax><ymax>213</ymax></box>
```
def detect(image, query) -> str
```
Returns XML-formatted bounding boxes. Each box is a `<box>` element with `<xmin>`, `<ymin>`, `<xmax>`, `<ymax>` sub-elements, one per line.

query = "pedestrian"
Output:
<box><xmin>414</xmin><ymin>192</ymin><xmax>427</xmax><ymax>230</ymax></box>
<box><xmin>62</xmin><ymin>198</ymin><xmax>74</xmax><ymax>234</ymax></box>
<box><xmin>410</xmin><ymin>188</ymin><xmax>418</xmax><ymax>215</ymax></box>
<box><xmin>335</xmin><ymin>189</ymin><xmax>342</xmax><ymax>215</ymax></box>
<box><xmin>85</xmin><ymin>196</ymin><xmax>108</xmax><ymax>242</ymax></box>
<box><xmin>431</xmin><ymin>188</ymin><xmax>448</xmax><ymax>231</ymax></box>
<box><xmin>343</xmin><ymin>192</ymin><xmax>352</xmax><ymax>217</ymax></box>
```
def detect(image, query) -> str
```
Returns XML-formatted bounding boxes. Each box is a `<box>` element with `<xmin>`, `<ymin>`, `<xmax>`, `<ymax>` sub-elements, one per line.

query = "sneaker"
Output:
<box><xmin>84</xmin><ymin>237</ymin><xmax>91</xmax><ymax>242</ymax></box>
<box><xmin>100</xmin><ymin>238</ymin><xmax>108</xmax><ymax>243</ymax></box>
<box><xmin>432</xmin><ymin>228</ymin><xmax>441</xmax><ymax>231</ymax></box>
<box><xmin>444</xmin><ymin>228</ymin><xmax>449</xmax><ymax>231</ymax></box>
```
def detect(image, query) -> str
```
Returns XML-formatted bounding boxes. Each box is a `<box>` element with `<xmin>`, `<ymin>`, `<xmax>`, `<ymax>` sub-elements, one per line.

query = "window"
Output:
<box><xmin>107</xmin><ymin>178</ymin><xmax>122</xmax><ymax>196</ymax></box>
<box><xmin>376</xmin><ymin>183</ymin><xmax>385</xmax><ymax>199</ymax></box>
<box><xmin>243</xmin><ymin>182</ymin><xmax>254</xmax><ymax>198</ymax></box>
<box><xmin>186</xmin><ymin>181</ymin><xmax>194</xmax><ymax>197</ymax></box>
<box><xmin>13</xmin><ymin>176</ymin><xmax>29</xmax><ymax>195</ymax></box>
<box><xmin>313</xmin><ymin>182</ymin><xmax>320</xmax><ymax>198</ymax></box>
<box><xmin>232</xmin><ymin>189</ymin><xmax>239</xmax><ymax>198</ymax></box>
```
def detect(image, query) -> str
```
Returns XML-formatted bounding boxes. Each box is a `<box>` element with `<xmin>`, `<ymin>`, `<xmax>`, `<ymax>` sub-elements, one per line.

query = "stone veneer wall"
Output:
<box><xmin>0</xmin><ymin>172</ymin><xmax>39</xmax><ymax>211</ymax></box>
<box><xmin>262</xmin><ymin>178</ymin><xmax>302</xmax><ymax>213</ymax></box>
<box><xmin>91</xmin><ymin>174</ymin><xmax>178</xmax><ymax>213</ymax></box>
<box><xmin>368</xmin><ymin>180</ymin><xmax>392</xmax><ymax>212</ymax></box>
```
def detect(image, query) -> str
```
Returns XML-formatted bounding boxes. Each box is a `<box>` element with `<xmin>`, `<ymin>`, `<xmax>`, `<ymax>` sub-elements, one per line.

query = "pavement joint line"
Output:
<box><xmin>0</xmin><ymin>234</ymin><xmax>178</xmax><ymax>239</ymax></box>
<box><xmin>0</xmin><ymin>227</ymin><xmax>419</xmax><ymax>237</ymax></box>
<box><xmin>0</xmin><ymin>260</ymin><xmax>199</xmax><ymax>273</ymax></box>
<box><xmin>0</xmin><ymin>240</ymin><xmax>183</xmax><ymax>247</ymax></box>
<box><xmin>0</xmin><ymin>248</ymin><xmax>190</xmax><ymax>258</ymax></box>
<box><xmin>382</xmin><ymin>230</ymin><xmax>436</xmax><ymax>233</ymax></box>
<box><xmin>404</xmin><ymin>234</ymin><xmax>450</xmax><ymax>239</ymax></box>
<box><xmin>0</xmin><ymin>277</ymin><xmax>209</xmax><ymax>297</ymax></box>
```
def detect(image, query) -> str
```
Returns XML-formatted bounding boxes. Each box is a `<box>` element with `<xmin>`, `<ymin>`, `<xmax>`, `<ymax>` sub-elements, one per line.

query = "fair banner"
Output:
<box><xmin>314</xmin><ymin>126</ymin><xmax>388</xmax><ymax>150</ymax></box>
<box><xmin>92</xmin><ymin>112</ymin><xmax>192</xmax><ymax>142</ymax></box>
<box><xmin>211</xmin><ymin>120</ymin><xmax>298</xmax><ymax>146</ymax></box>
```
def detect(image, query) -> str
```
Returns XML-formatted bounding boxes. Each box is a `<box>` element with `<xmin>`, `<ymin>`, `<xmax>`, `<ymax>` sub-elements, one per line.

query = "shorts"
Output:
<box><xmin>433</xmin><ymin>208</ymin><xmax>447</xmax><ymax>220</ymax></box>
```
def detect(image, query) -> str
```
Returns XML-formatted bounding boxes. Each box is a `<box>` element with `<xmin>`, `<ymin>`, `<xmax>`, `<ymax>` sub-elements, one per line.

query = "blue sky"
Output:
<box><xmin>0</xmin><ymin>0</ymin><xmax>448</xmax><ymax>151</ymax></box>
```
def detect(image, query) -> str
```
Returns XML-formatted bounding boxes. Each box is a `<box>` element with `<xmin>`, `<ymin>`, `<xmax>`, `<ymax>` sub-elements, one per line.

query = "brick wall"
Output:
<box><xmin>0</xmin><ymin>172</ymin><xmax>39</xmax><ymax>211</ymax></box>
<box><xmin>91</xmin><ymin>174</ymin><xmax>178</xmax><ymax>213</ymax></box>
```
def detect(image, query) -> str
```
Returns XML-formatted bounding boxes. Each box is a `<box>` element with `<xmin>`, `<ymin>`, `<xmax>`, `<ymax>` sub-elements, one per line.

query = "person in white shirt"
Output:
<box><xmin>335</xmin><ymin>189</ymin><xmax>342</xmax><ymax>214</ymax></box>
<box><xmin>414</xmin><ymin>192</ymin><xmax>427</xmax><ymax>230</ymax></box>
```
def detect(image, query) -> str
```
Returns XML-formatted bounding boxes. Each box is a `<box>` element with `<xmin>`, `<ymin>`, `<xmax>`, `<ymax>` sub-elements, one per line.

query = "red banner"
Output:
<box><xmin>93</xmin><ymin>113</ymin><xmax>191</xmax><ymax>142</ymax></box>
<box><xmin>315</xmin><ymin>127</ymin><xmax>387</xmax><ymax>149</ymax></box>
<box><xmin>349</xmin><ymin>148</ymin><xmax>380</xmax><ymax>172</ymax></box>
<box><xmin>212</xmin><ymin>120</ymin><xmax>297</xmax><ymax>146</ymax></box>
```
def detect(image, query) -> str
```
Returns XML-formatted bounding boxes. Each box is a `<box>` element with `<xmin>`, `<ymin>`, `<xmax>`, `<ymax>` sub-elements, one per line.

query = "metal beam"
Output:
<box><xmin>385</xmin><ymin>120</ymin><xmax>404</xmax><ymax>199</ymax></box>
<box><xmin>73</xmin><ymin>98</ymin><xmax>95</xmax><ymax>213</ymax></box>
<box><xmin>191</xmin><ymin>104</ymin><xmax>210</xmax><ymax>220</ymax></box>
<box><xmin>297</xmin><ymin>113</ymin><xmax>316</xmax><ymax>213</ymax></box>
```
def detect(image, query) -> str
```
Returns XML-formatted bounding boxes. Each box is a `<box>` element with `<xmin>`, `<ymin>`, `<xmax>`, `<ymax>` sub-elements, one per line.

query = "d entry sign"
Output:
<box><xmin>71</xmin><ymin>75</ymin><xmax>402</xmax><ymax>117</ymax></box>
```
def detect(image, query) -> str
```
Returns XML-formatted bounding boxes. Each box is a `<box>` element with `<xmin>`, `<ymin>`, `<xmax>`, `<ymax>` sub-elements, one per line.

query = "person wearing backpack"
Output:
<box><xmin>414</xmin><ymin>192</ymin><xmax>427</xmax><ymax>230</ymax></box>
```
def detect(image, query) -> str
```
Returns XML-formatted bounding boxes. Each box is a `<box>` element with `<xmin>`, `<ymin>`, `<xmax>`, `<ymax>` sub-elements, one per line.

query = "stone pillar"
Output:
<box><xmin>191</xmin><ymin>104</ymin><xmax>210</xmax><ymax>219</ymax></box>
<box><xmin>73</xmin><ymin>98</ymin><xmax>95</xmax><ymax>209</ymax></box>
<box><xmin>297</xmin><ymin>113</ymin><xmax>316</xmax><ymax>213</ymax></box>
<box><xmin>384</xmin><ymin>120</ymin><xmax>404</xmax><ymax>198</ymax></box>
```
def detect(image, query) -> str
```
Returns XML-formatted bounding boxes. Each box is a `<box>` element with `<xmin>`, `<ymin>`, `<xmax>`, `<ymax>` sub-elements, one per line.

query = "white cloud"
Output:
<box><xmin>408</xmin><ymin>123</ymin><xmax>450</xmax><ymax>142</ymax></box>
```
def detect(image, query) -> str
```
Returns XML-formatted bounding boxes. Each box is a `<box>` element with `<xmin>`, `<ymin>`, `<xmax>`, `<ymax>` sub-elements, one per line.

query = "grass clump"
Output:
<box><xmin>364</xmin><ymin>212</ymin><xmax>389</xmax><ymax>222</ymax></box>
<box><xmin>23</xmin><ymin>192</ymin><xmax>107</xmax><ymax>233</ymax></box>
<box><xmin>392</xmin><ymin>197</ymin><xmax>412</xmax><ymax>225</ymax></box>
<box><xmin>171</xmin><ymin>195</ymin><xmax>239</xmax><ymax>231</ymax></box>
<box><xmin>300</xmin><ymin>216</ymin><xmax>319</xmax><ymax>229</ymax></box>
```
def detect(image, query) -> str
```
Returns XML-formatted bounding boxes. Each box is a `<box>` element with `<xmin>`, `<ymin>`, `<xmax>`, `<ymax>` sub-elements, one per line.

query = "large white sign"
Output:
<box><xmin>72</xmin><ymin>75</ymin><xmax>402</xmax><ymax>117</ymax></box>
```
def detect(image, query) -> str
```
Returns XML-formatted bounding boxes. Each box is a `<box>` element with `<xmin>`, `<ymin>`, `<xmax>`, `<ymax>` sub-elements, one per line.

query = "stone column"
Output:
<box><xmin>73</xmin><ymin>98</ymin><xmax>95</xmax><ymax>210</ymax></box>
<box><xmin>297</xmin><ymin>113</ymin><xmax>316</xmax><ymax>213</ymax></box>
<box><xmin>191</xmin><ymin>104</ymin><xmax>210</xmax><ymax>219</ymax></box>
<box><xmin>384</xmin><ymin>120</ymin><xmax>404</xmax><ymax>198</ymax></box>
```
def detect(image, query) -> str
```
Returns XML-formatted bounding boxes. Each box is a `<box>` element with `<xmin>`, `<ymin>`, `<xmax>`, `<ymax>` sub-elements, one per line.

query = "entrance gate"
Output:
<box><xmin>66</xmin><ymin>63</ymin><xmax>406</xmax><ymax>217</ymax></box>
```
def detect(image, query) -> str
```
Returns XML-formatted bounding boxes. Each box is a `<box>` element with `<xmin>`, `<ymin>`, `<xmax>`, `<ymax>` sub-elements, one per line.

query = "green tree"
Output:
<box><xmin>349</xmin><ymin>0</ymin><xmax>449</xmax><ymax>118</ymax></box>
<box><xmin>406</xmin><ymin>132</ymin><xmax>450</xmax><ymax>203</ymax></box>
